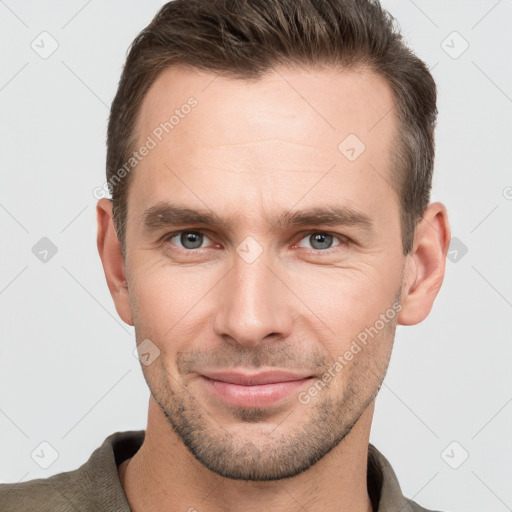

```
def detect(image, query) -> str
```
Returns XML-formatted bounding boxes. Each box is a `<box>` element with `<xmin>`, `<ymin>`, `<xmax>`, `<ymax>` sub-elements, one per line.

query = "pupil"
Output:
<box><xmin>311</xmin><ymin>233</ymin><xmax>332</xmax><ymax>250</ymax></box>
<box><xmin>181</xmin><ymin>232</ymin><xmax>203</xmax><ymax>249</ymax></box>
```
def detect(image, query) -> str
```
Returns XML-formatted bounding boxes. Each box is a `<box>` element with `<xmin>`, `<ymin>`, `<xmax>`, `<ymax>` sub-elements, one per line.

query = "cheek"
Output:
<box><xmin>129</xmin><ymin>258</ymin><xmax>218</xmax><ymax>347</ymax></box>
<box><xmin>290</xmin><ymin>263</ymin><xmax>400</xmax><ymax>357</ymax></box>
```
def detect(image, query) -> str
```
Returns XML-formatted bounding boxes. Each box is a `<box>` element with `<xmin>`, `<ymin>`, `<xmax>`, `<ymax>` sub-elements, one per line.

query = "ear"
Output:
<box><xmin>398</xmin><ymin>202</ymin><xmax>451</xmax><ymax>326</ymax></box>
<box><xmin>96</xmin><ymin>198</ymin><xmax>134</xmax><ymax>326</ymax></box>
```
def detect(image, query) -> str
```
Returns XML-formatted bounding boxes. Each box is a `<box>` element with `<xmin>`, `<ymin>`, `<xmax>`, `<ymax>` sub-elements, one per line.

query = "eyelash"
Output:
<box><xmin>161</xmin><ymin>230</ymin><xmax>350</xmax><ymax>255</ymax></box>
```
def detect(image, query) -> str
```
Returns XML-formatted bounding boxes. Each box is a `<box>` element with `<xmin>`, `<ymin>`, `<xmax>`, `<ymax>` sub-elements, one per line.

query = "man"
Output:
<box><xmin>0</xmin><ymin>0</ymin><xmax>450</xmax><ymax>510</ymax></box>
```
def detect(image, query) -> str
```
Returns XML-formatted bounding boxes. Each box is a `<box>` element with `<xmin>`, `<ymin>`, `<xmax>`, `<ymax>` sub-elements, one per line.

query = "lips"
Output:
<box><xmin>199</xmin><ymin>370</ymin><xmax>314</xmax><ymax>408</ymax></box>
<box><xmin>201</xmin><ymin>370</ymin><xmax>312</xmax><ymax>385</ymax></box>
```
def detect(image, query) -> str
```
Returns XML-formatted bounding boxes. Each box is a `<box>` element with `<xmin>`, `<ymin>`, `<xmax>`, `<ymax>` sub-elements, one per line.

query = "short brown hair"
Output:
<box><xmin>106</xmin><ymin>0</ymin><xmax>437</xmax><ymax>257</ymax></box>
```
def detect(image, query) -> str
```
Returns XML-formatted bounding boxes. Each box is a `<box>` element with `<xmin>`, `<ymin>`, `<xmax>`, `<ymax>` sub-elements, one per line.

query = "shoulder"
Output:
<box><xmin>0</xmin><ymin>430</ymin><xmax>145</xmax><ymax>512</ymax></box>
<box><xmin>407</xmin><ymin>500</ymin><xmax>453</xmax><ymax>512</ymax></box>
<box><xmin>0</xmin><ymin>472</ymin><xmax>79</xmax><ymax>512</ymax></box>
<box><xmin>368</xmin><ymin>443</ymin><xmax>452</xmax><ymax>512</ymax></box>
<box><xmin>407</xmin><ymin>500</ymin><xmax>448</xmax><ymax>512</ymax></box>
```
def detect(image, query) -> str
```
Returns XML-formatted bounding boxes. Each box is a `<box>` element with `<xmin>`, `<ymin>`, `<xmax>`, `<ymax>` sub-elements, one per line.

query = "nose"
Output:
<box><xmin>212</xmin><ymin>247</ymin><xmax>294</xmax><ymax>348</ymax></box>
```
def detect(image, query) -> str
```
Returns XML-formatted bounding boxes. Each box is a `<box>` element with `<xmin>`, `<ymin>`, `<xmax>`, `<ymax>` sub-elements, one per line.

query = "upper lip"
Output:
<box><xmin>200</xmin><ymin>371</ymin><xmax>313</xmax><ymax>386</ymax></box>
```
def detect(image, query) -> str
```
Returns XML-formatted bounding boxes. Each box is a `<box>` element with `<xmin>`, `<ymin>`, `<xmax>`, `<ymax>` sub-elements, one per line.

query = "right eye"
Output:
<box><xmin>163</xmin><ymin>230</ymin><xmax>214</xmax><ymax>250</ymax></box>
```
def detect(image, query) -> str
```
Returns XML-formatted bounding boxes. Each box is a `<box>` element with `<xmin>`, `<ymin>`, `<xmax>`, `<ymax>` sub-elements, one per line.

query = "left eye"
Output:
<box><xmin>296</xmin><ymin>232</ymin><xmax>347</xmax><ymax>251</ymax></box>
<box><xmin>166</xmin><ymin>231</ymin><xmax>211</xmax><ymax>250</ymax></box>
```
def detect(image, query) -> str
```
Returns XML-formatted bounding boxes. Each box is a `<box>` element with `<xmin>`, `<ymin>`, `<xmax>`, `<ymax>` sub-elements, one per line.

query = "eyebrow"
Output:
<box><xmin>142</xmin><ymin>202</ymin><xmax>374</xmax><ymax>234</ymax></box>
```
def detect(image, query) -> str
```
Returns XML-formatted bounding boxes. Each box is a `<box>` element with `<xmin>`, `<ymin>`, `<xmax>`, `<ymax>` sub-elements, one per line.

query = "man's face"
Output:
<box><xmin>123</xmin><ymin>64</ymin><xmax>405</xmax><ymax>480</ymax></box>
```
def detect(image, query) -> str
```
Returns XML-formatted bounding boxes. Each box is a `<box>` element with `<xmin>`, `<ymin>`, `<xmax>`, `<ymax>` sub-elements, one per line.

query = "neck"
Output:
<box><xmin>119</xmin><ymin>397</ymin><xmax>375</xmax><ymax>512</ymax></box>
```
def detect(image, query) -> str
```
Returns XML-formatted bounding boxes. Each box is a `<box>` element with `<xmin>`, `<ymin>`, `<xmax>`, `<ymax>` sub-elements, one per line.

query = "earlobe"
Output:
<box><xmin>397</xmin><ymin>202</ymin><xmax>451</xmax><ymax>326</ymax></box>
<box><xmin>96</xmin><ymin>198</ymin><xmax>134</xmax><ymax>326</ymax></box>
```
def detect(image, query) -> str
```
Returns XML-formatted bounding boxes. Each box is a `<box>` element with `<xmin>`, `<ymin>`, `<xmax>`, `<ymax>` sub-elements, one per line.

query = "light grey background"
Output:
<box><xmin>1</xmin><ymin>1</ymin><xmax>511</xmax><ymax>511</ymax></box>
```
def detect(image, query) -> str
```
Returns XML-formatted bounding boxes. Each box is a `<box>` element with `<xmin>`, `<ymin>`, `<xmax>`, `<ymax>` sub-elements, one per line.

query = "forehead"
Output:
<box><xmin>127</xmin><ymin>63</ymin><xmax>399</xmax><ymax>231</ymax></box>
<box><xmin>137</xmin><ymin>63</ymin><xmax>396</xmax><ymax>148</ymax></box>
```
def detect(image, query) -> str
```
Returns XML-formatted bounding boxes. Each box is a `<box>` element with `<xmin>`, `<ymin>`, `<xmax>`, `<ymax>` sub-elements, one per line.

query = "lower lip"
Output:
<box><xmin>201</xmin><ymin>377</ymin><xmax>312</xmax><ymax>408</ymax></box>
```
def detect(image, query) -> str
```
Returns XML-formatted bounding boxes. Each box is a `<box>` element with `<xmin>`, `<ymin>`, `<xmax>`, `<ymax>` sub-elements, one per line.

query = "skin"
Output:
<box><xmin>97</xmin><ymin>63</ymin><xmax>450</xmax><ymax>512</ymax></box>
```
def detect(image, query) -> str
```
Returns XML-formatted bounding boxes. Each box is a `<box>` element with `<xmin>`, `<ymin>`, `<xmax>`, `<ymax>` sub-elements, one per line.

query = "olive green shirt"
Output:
<box><xmin>0</xmin><ymin>430</ymin><xmax>443</xmax><ymax>511</ymax></box>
